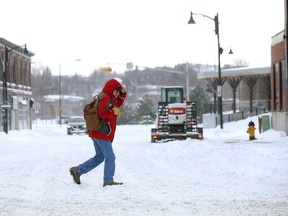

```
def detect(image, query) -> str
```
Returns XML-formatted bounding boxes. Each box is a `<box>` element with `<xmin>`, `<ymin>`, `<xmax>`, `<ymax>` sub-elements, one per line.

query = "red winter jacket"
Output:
<box><xmin>88</xmin><ymin>79</ymin><xmax>126</xmax><ymax>142</ymax></box>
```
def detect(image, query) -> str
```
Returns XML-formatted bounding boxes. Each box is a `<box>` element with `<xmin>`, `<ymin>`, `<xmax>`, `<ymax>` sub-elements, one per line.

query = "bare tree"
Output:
<box><xmin>233</xmin><ymin>59</ymin><xmax>250</xmax><ymax>68</ymax></box>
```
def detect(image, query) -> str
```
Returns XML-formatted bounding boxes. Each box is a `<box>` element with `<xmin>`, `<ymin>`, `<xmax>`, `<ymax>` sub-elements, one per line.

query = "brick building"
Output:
<box><xmin>270</xmin><ymin>0</ymin><xmax>288</xmax><ymax>134</ymax></box>
<box><xmin>0</xmin><ymin>38</ymin><xmax>34</xmax><ymax>132</ymax></box>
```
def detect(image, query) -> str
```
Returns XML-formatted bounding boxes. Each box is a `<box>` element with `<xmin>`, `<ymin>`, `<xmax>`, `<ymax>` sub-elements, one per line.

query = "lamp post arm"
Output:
<box><xmin>108</xmin><ymin>62</ymin><xmax>184</xmax><ymax>75</ymax></box>
<box><xmin>191</xmin><ymin>12</ymin><xmax>215</xmax><ymax>22</ymax></box>
<box><xmin>60</xmin><ymin>58</ymin><xmax>81</xmax><ymax>67</ymax></box>
<box><xmin>191</xmin><ymin>12</ymin><xmax>219</xmax><ymax>35</ymax></box>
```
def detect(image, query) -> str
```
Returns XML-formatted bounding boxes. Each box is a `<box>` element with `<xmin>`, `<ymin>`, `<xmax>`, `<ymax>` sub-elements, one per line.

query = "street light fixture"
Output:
<box><xmin>188</xmin><ymin>11</ymin><xmax>227</xmax><ymax>129</ymax></box>
<box><xmin>59</xmin><ymin>59</ymin><xmax>81</xmax><ymax>127</ymax></box>
<box><xmin>1</xmin><ymin>44</ymin><xmax>28</xmax><ymax>134</ymax></box>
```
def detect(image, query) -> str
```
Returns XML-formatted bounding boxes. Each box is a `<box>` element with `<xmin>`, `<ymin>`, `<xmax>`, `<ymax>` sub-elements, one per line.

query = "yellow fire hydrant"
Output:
<box><xmin>247</xmin><ymin>121</ymin><xmax>256</xmax><ymax>140</ymax></box>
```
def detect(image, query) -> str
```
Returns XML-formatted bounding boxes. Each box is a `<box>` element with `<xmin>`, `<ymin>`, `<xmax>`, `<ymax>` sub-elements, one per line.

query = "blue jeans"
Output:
<box><xmin>77</xmin><ymin>138</ymin><xmax>116</xmax><ymax>183</ymax></box>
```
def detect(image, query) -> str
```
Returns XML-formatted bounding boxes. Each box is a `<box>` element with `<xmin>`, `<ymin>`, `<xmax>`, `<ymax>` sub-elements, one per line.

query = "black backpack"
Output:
<box><xmin>83</xmin><ymin>94</ymin><xmax>103</xmax><ymax>131</ymax></box>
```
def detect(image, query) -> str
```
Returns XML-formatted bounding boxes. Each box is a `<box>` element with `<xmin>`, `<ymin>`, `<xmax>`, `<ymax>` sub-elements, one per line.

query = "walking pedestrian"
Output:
<box><xmin>70</xmin><ymin>78</ymin><xmax>126</xmax><ymax>187</ymax></box>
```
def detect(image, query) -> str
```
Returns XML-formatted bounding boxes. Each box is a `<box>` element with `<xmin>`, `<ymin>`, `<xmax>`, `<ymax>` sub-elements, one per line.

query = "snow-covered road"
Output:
<box><xmin>0</xmin><ymin>116</ymin><xmax>288</xmax><ymax>216</ymax></box>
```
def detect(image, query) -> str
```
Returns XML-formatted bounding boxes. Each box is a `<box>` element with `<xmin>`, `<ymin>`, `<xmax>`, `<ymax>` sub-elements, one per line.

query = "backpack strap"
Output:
<box><xmin>94</xmin><ymin>91</ymin><xmax>111</xmax><ymax>112</ymax></box>
<box><xmin>92</xmin><ymin>92</ymin><xmax>104</xmax><ymax>102</ymax></box>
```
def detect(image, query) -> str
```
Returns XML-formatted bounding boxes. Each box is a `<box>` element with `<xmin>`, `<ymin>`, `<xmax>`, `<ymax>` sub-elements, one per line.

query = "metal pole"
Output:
<box><xmin>188</xmin><ymin>12</ymin><xmax>224</xmax><ymax>129</ymax></box>
<box><xmin>285</xmin><ymin>0</ymin><xmax>288</xmax><ymax>111</ymax></box>
<box><xmin>215</xmin><ymin>14</ymin><xmax>224</xmax><ymax>129</ymax></box>
<box><xmin>3</xmin><ymin>47</ymin><xmax>9</xmax><ymax>133</ymax></box>
<box><xmin>58</xmin><ymin>59</ymin><xmax>81</xmax><ymax>127</ymax></box>
<box><xmin>59</xmin><ymin>64</ymin><xmax>62</xmax><ymax>127</ymax></box>
<box><xmin>186</xmin><ymin>61</ymin><xmax>189</xmax><ymax>101</ymax></box>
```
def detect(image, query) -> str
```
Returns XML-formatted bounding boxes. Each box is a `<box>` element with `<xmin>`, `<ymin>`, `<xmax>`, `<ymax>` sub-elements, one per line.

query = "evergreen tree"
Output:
<box><xmin>190</xmin><ymin>86</ymin><xmax>211</xmax><ymax>117</ymax></box>
<box><xmin>135</xmin><ymin>95</ymin><xmax>156</xmax><ymax>122</ymax></box>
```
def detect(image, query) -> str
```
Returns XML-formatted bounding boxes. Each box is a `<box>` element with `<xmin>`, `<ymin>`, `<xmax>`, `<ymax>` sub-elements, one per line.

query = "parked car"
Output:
<box><xmin>67</xmin><ymin>116</ymin><xmax>87</xmax><ymax>135</ymax></box>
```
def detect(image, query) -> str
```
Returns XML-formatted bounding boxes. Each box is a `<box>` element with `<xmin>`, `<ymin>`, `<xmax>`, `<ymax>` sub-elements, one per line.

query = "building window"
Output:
<box><xmin>273</xmin><ymin>63</ymin><xmax>278</xmax><ymax>111</ymax></box>
<box><xmin>279</xmin><ymin>61</ymin><xmax>283</xmax><ymax>110</ymax></box>
<box><xmin>280</xmin><ymin>60</ymin><xmax>286</xmax><ymax>111</ymax></box>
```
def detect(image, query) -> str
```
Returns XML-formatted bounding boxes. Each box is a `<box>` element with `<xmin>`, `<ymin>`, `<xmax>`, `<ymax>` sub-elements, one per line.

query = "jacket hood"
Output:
<box><xmin>102</xmin><ymin>79</ymin><xmax>122</xmax><ymax>98</ymax></box>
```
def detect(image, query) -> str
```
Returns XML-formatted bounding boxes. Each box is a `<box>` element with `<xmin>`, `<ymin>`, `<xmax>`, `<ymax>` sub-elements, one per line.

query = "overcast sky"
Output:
<box><xmin>1</xmin><ymin>0</ymin><xmax>284</xmax><ymax>76</ymax></box>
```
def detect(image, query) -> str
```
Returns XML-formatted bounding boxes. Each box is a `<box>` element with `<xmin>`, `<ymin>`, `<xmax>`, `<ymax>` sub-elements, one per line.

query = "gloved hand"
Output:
<box><xmin>112</xmin><ymin>106</ymin><xmax>121</xmax><ymax>118</ymax></box>
<box><xmin>121</xmin><ymin>85</ymin><xmax>127</xmax><ymax>93</ymax></box>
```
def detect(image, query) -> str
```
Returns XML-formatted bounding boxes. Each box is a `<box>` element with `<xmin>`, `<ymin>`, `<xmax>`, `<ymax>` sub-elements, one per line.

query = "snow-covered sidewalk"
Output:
<box><xmin>0</xmin><ymin>116</ymin><xmax>288</xmax><ymax>216</ymax></box>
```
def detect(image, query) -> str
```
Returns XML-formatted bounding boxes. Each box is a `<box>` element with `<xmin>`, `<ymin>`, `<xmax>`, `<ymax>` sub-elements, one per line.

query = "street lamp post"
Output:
<box><xmin>186</xmin><ymin>62</ymin><xmax>189</xmax><ymax>101</ymax></box>
<box><xmin>188</xmin><ymin>12</ymin><xmax>224</xmax><ymax>129</ymax></box>
<box><xmin>1</xmin><ymin>44</ymin><xmax>28</xmax><ymax>134</ymax></box>
<box><xmin>59</xmin><ymin>59</ymin><xmax>81</xmax><ymax>127</ymax></box>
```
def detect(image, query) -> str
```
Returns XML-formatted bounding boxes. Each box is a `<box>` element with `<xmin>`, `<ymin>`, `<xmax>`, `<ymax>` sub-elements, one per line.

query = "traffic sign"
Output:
<box><xmin>1</xmin><ymin>104</ymin><xmax>11</xmax><ymax>109</ymax></box>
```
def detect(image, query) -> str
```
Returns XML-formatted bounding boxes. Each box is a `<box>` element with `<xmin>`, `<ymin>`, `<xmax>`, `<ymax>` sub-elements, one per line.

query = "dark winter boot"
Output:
<box><xmin>70</xmin><ymin>167</ymin><xmax>81</xmax><ymax>184</ymax></box>
<box><xmin>103</xmin><ymin>181</ymin><xmax>123</xmax><ymax>187</ymax></box>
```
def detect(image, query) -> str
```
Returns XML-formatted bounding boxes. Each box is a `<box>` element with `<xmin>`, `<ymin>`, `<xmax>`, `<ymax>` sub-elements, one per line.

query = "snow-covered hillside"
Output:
<box><xmin>0</xmin><ymin>116</ymin><xmax>287</xmax><ymax>216</ymax></box>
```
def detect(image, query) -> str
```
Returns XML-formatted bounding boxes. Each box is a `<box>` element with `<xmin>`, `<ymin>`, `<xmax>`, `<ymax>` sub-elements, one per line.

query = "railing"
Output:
<box><xmin>221</xmin><ymin>107</ymin><xmax>269</xmax><ymax>125</ymax></box>
<box><xmin>203</xmin><ymin>100</ymin><xmax>271</xmax><ymax>127</ymax></box>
